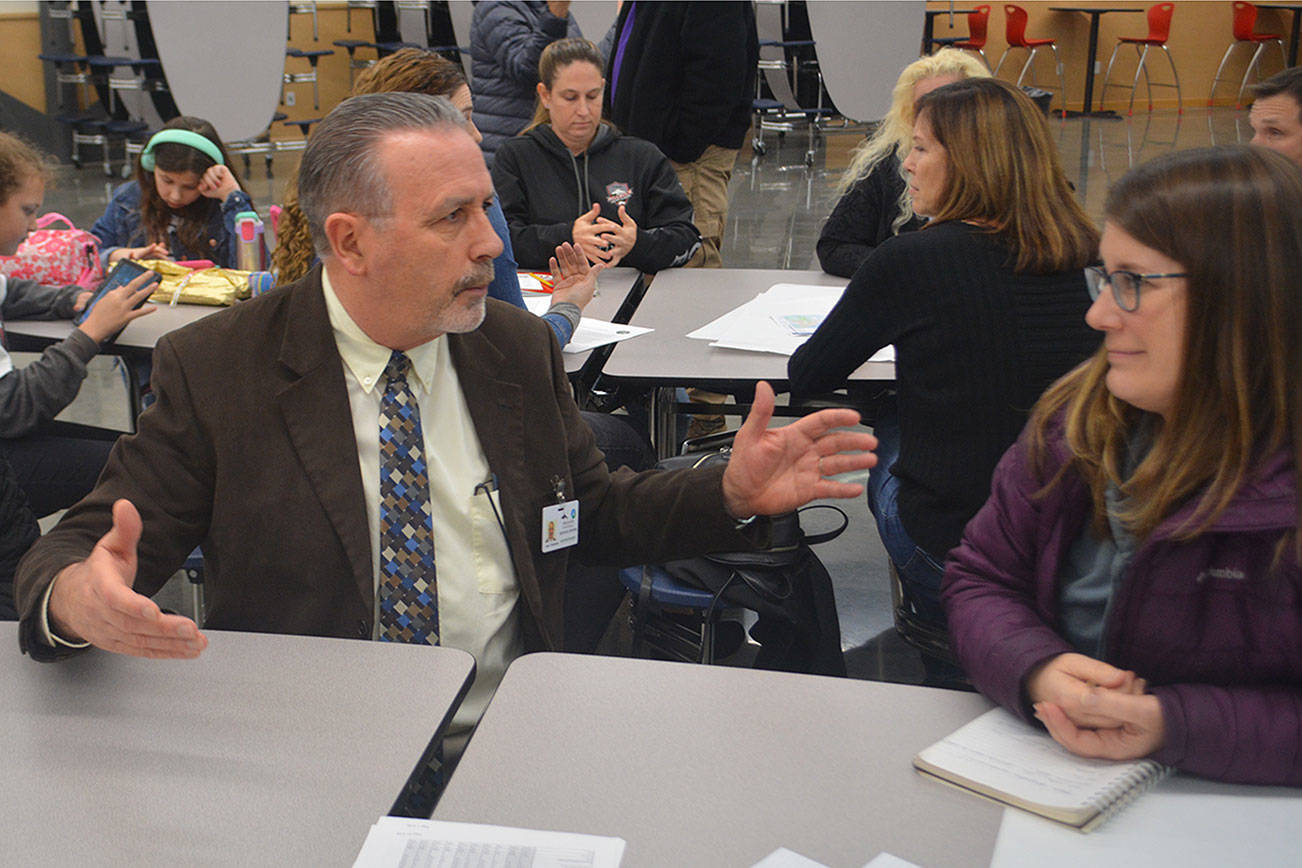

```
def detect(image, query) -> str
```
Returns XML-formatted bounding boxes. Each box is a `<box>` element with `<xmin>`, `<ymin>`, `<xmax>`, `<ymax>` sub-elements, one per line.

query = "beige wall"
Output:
<box><xmin>928</xmin><ymin>1</ymin><xmax>1296</xmax><ymax>112</ymax></box>
<box><xmin>0</xmin><ymin>5</ymin><xmax>51</xmax><ymax>112</ymax></box>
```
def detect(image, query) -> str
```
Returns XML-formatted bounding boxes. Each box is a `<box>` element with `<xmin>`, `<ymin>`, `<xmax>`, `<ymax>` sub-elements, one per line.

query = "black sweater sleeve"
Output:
<box><xmin>816</xmin><ymin>157</ymin><xmax>918</xmax><ymax>278</ymax></box>
<box><xmin>788</xmin><ymin>243</ymin><xmax>901</xmax><ymax>397</ymax></box>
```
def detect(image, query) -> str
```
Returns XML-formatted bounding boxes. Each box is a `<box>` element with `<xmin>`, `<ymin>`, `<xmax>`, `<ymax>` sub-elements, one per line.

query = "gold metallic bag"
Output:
<box><xmin>139</xmin><ymin>259</ymin><xmax>251</xmax><ymax>306</ymax></box>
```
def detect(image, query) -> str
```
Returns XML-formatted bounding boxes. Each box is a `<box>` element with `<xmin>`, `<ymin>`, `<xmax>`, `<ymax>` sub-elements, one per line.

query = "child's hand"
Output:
<box><xmin>76</xmin><ymin>271</ymin><xmax>157</xmax><ymax>344</ymax></box>
<box><xmin>109</xmin><ymin>242</ymin><xmax>170</xmax><ymax>264</ymax></box>
<box><xmin>198</xmin><ymin>164</ymin><xmax>240</xmax><ymax>201</ymax></box>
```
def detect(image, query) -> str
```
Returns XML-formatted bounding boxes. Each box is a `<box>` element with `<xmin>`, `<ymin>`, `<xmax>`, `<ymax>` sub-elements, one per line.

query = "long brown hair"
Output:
<box><xmin>135</xmin><ymin>116</ymin><xmax>241</xmax><ymax>258</ymax></box>
<box><xmin>0</xmin><ymin>131</ymin><xmax>51</xmax><ymax>204</ymax></box>
<box><xmin>272</xmin><ymin>49</ymin><xmax>468</xmax><ymax>281</ymax></box>
<box><xmin>1031</xmin><ymin>145</ymin><xmax>1302</xmax><ymax>548</ymax></box>
<box><xmin>915</xmin><ymin>78</ymin><xmax>1097</xmax><ymax>273</ymax></box>
<box><xmin>834</xmin><ymin>48</ymin><xmax>989</xmax><ymax>231</ymax></box>
<box><xmin>525</xmin><ymin>38</ymin><xmax>604</xmax><ymax>132</ymax></box>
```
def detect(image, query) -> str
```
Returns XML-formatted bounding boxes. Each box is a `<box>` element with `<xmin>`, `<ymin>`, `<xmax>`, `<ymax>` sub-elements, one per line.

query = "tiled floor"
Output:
<box><xmin>33</xmin><ymin>106</ymin><xmax>1254</xmax><ymax>684</ymax></box>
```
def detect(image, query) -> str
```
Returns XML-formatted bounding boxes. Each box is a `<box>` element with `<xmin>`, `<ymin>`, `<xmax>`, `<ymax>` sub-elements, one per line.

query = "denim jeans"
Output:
<box><xmin>868</xmin><ymin>403</ymin><xmax>967</xmax><ymax>687</ymax></box>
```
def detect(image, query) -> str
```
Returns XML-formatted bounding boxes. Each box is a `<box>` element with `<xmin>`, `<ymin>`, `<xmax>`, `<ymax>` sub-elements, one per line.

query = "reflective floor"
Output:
<box><xmin>34</xmin><ymin>106</ymin><xmax>1254</xmax><ymax>684</ymax></box>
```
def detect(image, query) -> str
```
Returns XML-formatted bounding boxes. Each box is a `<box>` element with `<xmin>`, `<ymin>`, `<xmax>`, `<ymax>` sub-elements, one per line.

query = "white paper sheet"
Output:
<box><xmin>352</xmin><ymin>816</ymin><xmax>626</xmax><ymax>868</ymax></box>
<box><xmin>522</xmin><ymin>295</ymin><xmax>554</xmax><ymax>316</ymax></box>
<box><xmin>562</xmin><ymin>320</ymin><xmax>652</xmax><ymax>353</ymax></box>
<box><xmin>860</xmin><ymin>853</ymin><xmax>922</xmax><ymax>868</ymax></box>
<box><xmin>520</xmin><ymin>296</ymin><xmax>652</xmax><ymax>354</ymax></box>
<box><xmin>990</xmin><ymin>775</ymin><xmax>1301</xmax><ymax>868</ymax></box>
<box><xmin>751</xmin><ymin>847</ymin><xmax>829</xmax><ymax>867</ymax></box>
<box><xmin>685</xmin><ymin>282</ymin><xmax>893</xmax><ymax>360</ymax></box>
<box><xmin>517</xmin><ymin>273</ymin><xmax>546</xmax><ymax>292</ymax></box>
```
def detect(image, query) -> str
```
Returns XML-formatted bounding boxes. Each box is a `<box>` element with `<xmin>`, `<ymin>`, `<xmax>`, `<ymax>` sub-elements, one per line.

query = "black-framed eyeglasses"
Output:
<box><xmin>1085</xmin><ymin>266</ymin><xmax>1188</xmax><ymax>312</ymax></box>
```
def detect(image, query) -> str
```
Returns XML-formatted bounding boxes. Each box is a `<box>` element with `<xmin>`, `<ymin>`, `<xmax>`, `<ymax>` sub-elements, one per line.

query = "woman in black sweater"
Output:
<box><xmin>816</xmin><ymin>49</ymin><xmax>989</xmax><ymax>278</ymax></box>
<box><xmin>790</xmin><ymin>79</ymin><xmax>1100</xmax><ymax>682</ymax></box>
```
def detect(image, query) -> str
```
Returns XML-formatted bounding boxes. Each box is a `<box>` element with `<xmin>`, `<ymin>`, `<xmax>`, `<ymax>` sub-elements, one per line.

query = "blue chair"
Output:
<box><xmin>181</xmin><ymin>548</ymin><xmax>205</xmax><ymax>625</ymax></box>
<box><xmin>620</xmin><ymin>566</ymin><xmax>744</xmax><ymax>664</ymax></box>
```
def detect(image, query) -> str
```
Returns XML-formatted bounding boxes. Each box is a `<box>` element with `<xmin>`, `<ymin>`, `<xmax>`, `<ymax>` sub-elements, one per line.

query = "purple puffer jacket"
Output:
<box><xmin>943</xmin><ymin>424</ymin><xmax>1302</xmax><ymax>786</ymax></box>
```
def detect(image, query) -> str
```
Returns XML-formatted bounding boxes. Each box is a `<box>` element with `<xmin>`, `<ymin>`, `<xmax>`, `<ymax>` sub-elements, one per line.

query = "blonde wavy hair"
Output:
<box><xmin>834</xmin><ymin>49</ymin><xmax>989</xmax><ymax>233</ymax></box>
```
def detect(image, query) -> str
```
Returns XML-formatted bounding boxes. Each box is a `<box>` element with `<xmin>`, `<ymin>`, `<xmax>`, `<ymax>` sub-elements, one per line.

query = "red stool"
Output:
<box><xmin>936</xmin><ymin>5</ymin><xmax>993</xmax><ymax>70</ymax></box>
<box><xmin>1100</xmin><ymin>3</ymin><xmax>1182</xmax><ymax>115</ymax></box>
<box><xmin>1210</xmin><ymin>2</ymin><xmax>1287</xmax><ymax>108</ymax></box>
<box><xmin>993</xmin><ymin>4</ymin><xmax>1067</xmax><ymax>115</ymax></box>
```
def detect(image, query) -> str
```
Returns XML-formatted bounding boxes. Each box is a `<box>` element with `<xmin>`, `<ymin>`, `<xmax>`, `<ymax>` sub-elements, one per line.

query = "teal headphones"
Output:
<box><xmin>140</xmin><ymin>129</ymin><xmax>224</xmax><ymax>171</ymax></box>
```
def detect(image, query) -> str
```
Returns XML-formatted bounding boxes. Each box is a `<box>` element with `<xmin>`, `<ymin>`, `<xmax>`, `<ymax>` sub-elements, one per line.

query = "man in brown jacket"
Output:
<box><xmin>14</xmin><ymin>95</ymin><xmax>874</xmax><ymax>692</ymax></box>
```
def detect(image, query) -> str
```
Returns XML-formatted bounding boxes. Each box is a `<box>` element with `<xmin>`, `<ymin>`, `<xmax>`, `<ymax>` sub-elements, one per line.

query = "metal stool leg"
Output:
<box><xmin>1237</xmin><ymin>43</ymin><xmax>1268</xmax><ymax>107</ymax></box>
<box><xmin>1130</xmin><ymin>45</ymin><xmax>1151</xmax><ymax>114</ymax></box>
<box><xmin>1209</xmin><ymin>42</ymin><xmax>1242</xmax><ymax>106</ymax></box>
<box><xmin>1050</xmin><ymin>44</ymin><xmax>1066</xmax><ymax>117</ymax></box>
<box><xmin>1015</xmin><ymin>48</ymin><xmax>1035</xmax><ymax>88</ymax></box>
<box><xmin>1161</xmin><ymin>44</ymin><xmax>1182</xmax><ymax>113</ymax></box>
<box><xmin>993</xmin><ymin>46</ymin><xmax>1013</xmax><ymax>78</ymax></box>
<box><xmin>1100</xmin><ymin>41</ymin><xmax>1125</xmax><ymax>112</ymax></box>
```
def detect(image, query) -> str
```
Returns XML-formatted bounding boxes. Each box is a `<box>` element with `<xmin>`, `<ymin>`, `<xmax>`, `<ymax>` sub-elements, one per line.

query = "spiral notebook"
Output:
<box><xmin>913</xmin><ymin>707</ymin><xmax>1170</xmax><ymax>831</ymax></box>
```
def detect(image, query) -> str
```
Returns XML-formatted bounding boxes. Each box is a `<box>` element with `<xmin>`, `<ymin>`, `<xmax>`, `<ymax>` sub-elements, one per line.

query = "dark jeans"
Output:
<box><xmin>0</xmin><ymin>422</ymin><xmax>119</xmax><ymax>517</ymax></box>
<box><xmin>580</xmin><ymin>410</ymin><xmax>655</xmax><ymax>474</ymax></box>
<box><xmin>867</xmin><ymin>403</ymin><xmax>966</xmax><ymax>688</ymax></box>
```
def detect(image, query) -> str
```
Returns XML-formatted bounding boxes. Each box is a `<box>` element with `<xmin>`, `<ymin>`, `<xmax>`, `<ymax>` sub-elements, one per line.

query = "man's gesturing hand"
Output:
<box><xmin>721</xmin><ymin>381</ymin><xmax>877</xmax><ymax>518</ymax></box>
<box><xmin>47</xmin><ymin>499</ymin><xmax>207</xmax><ymax>659</ymax></box>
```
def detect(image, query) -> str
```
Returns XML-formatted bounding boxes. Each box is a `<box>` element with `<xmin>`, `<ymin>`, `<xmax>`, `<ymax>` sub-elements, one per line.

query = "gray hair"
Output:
<box><xmin>298</xmin><ymin>92</ymin><xmax>467</xmax><ymax>256</ymax></box>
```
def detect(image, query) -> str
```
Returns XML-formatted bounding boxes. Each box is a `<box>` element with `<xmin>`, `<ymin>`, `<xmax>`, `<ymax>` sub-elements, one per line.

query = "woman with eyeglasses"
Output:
<box><xmin>944</xmin><ymin>145</ymin><xmax>1302</xmax><ymax>785</ymax></box>
<box><xmin>789</xmin><ymin>78</ymin><xmax>1099</xmax><ymax>685</ymax></box>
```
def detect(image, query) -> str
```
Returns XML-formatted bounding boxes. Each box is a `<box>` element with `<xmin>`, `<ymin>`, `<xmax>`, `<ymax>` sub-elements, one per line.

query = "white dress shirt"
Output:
<box><xmin>322</xmin><ymin>270</ymin><xmax>522</xmax><ymax>732</ymax></box>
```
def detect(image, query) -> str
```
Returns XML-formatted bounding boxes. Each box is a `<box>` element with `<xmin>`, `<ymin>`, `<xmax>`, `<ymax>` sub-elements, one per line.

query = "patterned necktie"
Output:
<box><xmin>378</xmin><ymin>350</ymin><xmax>439</xmax><ymax>645</ymax></box>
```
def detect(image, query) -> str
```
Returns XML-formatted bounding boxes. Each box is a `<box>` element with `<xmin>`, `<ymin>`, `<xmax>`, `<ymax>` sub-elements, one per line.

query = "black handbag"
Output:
<box><xmin>650</xmin><ymin>447</ymin><xmax>850</xmax><ymax>676</ymax></box>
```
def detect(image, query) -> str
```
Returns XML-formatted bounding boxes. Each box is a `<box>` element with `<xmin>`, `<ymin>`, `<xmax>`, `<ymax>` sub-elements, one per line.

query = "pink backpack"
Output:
<box><xmin>0</xmin><ymin>212</ymin><xmax>104</xmax><ymax>289</ymax></box>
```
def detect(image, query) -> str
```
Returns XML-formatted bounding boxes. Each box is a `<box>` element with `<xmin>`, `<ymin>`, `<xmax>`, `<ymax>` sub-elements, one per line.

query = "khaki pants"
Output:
<box><xmin>671</xmin><ymin>144</ymin><xmax>738</xmax><ymax>270</ymax></box>
<box><xmin>674</xmin><ymin>145</ymin><xmax>738</xmax><ymax>436</ymax></box>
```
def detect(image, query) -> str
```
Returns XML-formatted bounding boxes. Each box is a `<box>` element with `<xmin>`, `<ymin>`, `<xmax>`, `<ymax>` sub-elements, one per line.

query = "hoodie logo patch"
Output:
<box><xmin>605</xmin><ymin>182</ymin><xmax>633</xmax><ymax>206</ymax></box>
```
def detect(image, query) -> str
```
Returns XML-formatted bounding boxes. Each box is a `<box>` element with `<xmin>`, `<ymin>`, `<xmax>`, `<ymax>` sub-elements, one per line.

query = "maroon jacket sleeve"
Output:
<box><xmin>1152</xmin><ymin>684</ymin><xmax>1302</xmax><ymax>785</ymax></box>
<box><xmin>942</xmin><ymin>434</ymin><xmax>1077</xmax><ymax>719</ymax></box>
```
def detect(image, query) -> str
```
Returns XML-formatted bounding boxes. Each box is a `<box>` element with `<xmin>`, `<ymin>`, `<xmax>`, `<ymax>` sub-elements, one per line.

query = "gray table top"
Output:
<box><xmin>4</xmin><ymin>302</ymin><xmax>221</xmax><ymax>354</ymax></box>
<box><xmin>436</xmin><ymin>653</ymin><xmax>1000</xmax><ymax>868</ymax></box>
<box><xmin>599</xmin><ymin>268</ymin><xmax>894</xmax><ymax>389</ymax></box>
<box><xmin>7</xmin><ymin>269</ymin><xmax>644</xmax><ymax>373</ymax></box>
<box><xmin>2</xmin><ymin>624</ymin><xmax>475</xmax><ymax>867</ymax></box>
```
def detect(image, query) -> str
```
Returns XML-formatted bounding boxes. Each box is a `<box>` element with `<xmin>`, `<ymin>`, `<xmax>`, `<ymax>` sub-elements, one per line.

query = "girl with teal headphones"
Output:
<box><xmin>91</xmin><ymin>116</ymin><xmax>256</xmax><ymax>269</ymax></box>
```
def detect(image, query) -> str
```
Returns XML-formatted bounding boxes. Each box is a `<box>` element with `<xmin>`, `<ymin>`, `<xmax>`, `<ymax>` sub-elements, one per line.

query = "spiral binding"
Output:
<box><xmin>1083</xmin><ymin>760</ymin><xmax>1173</xmax><ymax>832</ymax></box>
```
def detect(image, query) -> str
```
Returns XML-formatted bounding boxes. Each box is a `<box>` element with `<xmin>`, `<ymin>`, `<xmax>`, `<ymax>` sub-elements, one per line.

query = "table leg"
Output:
<box><xmin>652</xmin><ymin>386</ymin><xmax>678</xmax><ymax>459</ymax></box>
<box><xmin>1081</xmin><ymin>11</ymin><xmax>1102</xmax><ymax>114</ymax></box>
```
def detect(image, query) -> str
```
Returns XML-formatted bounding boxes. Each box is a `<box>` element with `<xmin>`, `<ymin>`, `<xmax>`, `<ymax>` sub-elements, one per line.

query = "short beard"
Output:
<box><xmin>437</xmin><ymin>262</ymin><xmax>495</xmax><ymax>334</ymax></box>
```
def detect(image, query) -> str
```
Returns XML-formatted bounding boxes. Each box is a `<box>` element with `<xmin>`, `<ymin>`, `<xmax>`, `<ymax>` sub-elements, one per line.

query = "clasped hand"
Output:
<box><xmin>572</xmin><ymin>203</ymin><xmax>636</xmax><ymax>268</ymax></box>
<box><xmin>1027</xmin><ymin>652</ymin><xmax>1166</xmax><ymax>760</ymax></box>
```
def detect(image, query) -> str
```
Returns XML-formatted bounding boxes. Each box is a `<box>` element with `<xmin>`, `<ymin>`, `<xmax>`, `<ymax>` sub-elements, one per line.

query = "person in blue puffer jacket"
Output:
<box><xmin>470</xmin><ymin>0</ymin><xmax>581</xmax><ymax>165</ymax></box>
